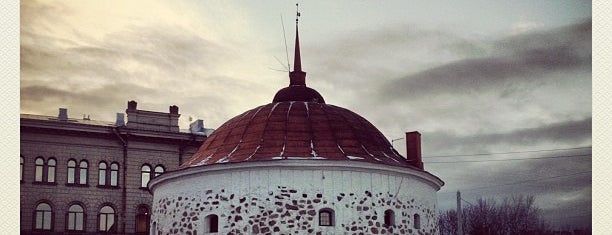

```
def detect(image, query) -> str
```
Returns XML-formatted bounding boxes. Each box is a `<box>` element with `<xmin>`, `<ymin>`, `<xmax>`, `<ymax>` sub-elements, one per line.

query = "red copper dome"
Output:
<box><xmin>181</xmin><ymin>13</ymin><xmax>416</xmax><ymax>169</ymax></box>
<box><xmin>181</xmin><ymin>101</ymin><xmax>411</xmax><ymax>168</ymax></box>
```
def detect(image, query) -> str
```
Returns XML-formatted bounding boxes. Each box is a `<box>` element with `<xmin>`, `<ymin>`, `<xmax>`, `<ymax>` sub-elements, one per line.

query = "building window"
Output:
<box><xmin>47</xmin><ymin>158</ymin><xmax>56</xmax><ymax>183</ymax></box>
<box><xmin>67</xmin><ymin>159</ymin><xmax>76</xmax><ymax>184</ymax></box>
<box><xmin>141</xmin><ymin>165</ymin><xmax>151</xmax><ymax>188</ymax></box>
<box><xmin>135</xmin><ymin>205</ymin><xmax>150</xmax><ymax>233</ymax></box>
<box><xmin>67</xmin><ymin>204</ymin><xmax>85</xmax><ymax>231</ymax></box>
<box><xmin>319</xmin><ymin>208</ymin><xmax>334</xmax><ymax>226</ymax></box>
<box><xmin>413</xmin><ymin>213</ymin><xmax>421</xmax><ymax>229</ymax></box>
<box><xmin>99</xmin><ymin>162</ymin><xmax>107</xmax><ymax>185</ymax></box>
<box><xmin>34</xmin><ymin>157</ymin><xmax>55</xmax><ymax>183</ymax></box>
<box><xmin>34</xmin><ymin>202</ymin><xmax>53</xmax><ymax>231</ymax></box>
<box><xmin>384</xmin><ymin>209</ymin><xmax>395</xmax><ymax>226</ymax></box>
<box><xmin>20</xmin><ymin>155</ymin><xmax>24</xmax><ymax>182</ymax></box>
<box><xmin>79</xmin><ymin>160</ymin><xmax>88</xmax><ymax>185</ymax></box>
<box><xmin>99</xmin><ymin>205</ymin><xmax>116</xmax><ymax>232</ymax></box>
<box><xmin>204</xmin><ymin>214</ymin><xmax>219</xmax><ymax>233</ymax></box>
<box><xmin>110</xmin><ymin>162</ymin><xmax>119</xmax><ymax>186</ymax></box>
<box><xmin>35</xmin><ymin>157</ymin><xmax>44</xmax><ymax>182</ymax></box>
<box><xmin>154</xmin><ymin>165</ymin><xmax>165</xmax><ymax>178</ymax></box>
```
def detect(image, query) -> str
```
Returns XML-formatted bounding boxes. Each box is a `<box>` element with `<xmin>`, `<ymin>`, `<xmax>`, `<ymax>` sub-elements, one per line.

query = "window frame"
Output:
<box><xmin>98</xmin><ymin>161</ymin><xmax>108</xmax><ymax>186</ymax></box>
<box><xmin>98</xmin><ymin>205</ymin><xmax>117</xmax><ymax>233</ymax></box>
<box><xmin>204</xmin><ymin>214</ymin><xmax>219</xmax><ymax>233</ymax></box>
<box><xmin>384</xmin><ymin>209</ymin><xmax>395</xmax><ymax>227</ymax></box>
<box><xmin>34</xmin><ymin>157</ymin><xmax>44</xmax><ymax>182</ymax></box>
<box><xmin>318</xmin><ymin>208</ymin><xmax>335</xmax><ymax>226</ymax></box>
<box><xmin>67</xmin><ymin>159</ymin><xmax>77</xmax><ymax>184</ymax></box>
<box><xmin>66</xmin><ymin>203</ymin><xmax>86</xmax><ymax>232</ymax></box>
<box><xmin>110</xmin><ymin>162</ymin><xmax>119</xmax><ymax>187</ymax></box>
<box><xmin>78</xmin><ymin>160</ymin><xmax>88</xmax><ymax>185</ymax></box>
<box><xmin>47</xmin><ymin>158</ymin><xmax>56</xmax><ymax>183</ymax></box>
<box><xmin>153</xmin><ymin>165</ymin><xmax>165</xmax><ymax>178</ymax></box>
<box><xmin>33</xmin><ymin>201</ymin><xmax>53</xmax><ymax>231</ymax></box>
<box><xmin>140</xmin><ymin>164</ymin><xmax>151</xmax><ymax>188</ymax></box>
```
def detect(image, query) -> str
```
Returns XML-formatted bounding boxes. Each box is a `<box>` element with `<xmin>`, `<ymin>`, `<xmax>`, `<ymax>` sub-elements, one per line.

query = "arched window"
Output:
<box><xmin>79</xmin><ymin>160</ymin><xmax>88</xmax><ymax>185</ymax></box>
<box><xmin>318</xmin><ymin>208</ymin><xmax>334</xmax><ymax>226</ymax></box>
<box><xmin>413</xmin><ymin>213</ymin><xmax>421</xmax><ymax>229</ymax></box>
<box><xmin>35</xmin><ymin>157</ymin><xmax>44</xmax><ymax>182</ymax></box>
<box><xmin>47</xmin><ymin>158</ymin><xmax>56</xmax><ymax>183</ymax></box>
<box><xmin>204</xmin><ymin>214</ymin><xmax>219</xmax><ymax>233</ymax></box>
<box><xmin>110</xmin><ymin>163</ymin><xmax>119</xmax><ymax>186</ymax></box>
<box><xmin>67</xmin><ymin>204</ymin><xmax>85</xmax><ymax>231</ymax></box>
<box><xmin>67</xmin><ymin>160</ymin><xmax>76</xmax><ymax>184</ymax></box>
<box><xmin>34</xmin><ymin>202</ymin><xmax>53</xmax><ymax>231</ymax></box>
<box><xmin>384</xmin><ymin>209</ymin><xmax>395</xmax><ymax>226</ymax></box>
<box><xmin>99</xmin><ymin>205</ymin><xmax>116</xmax><ymax>232</ymax></box>
<box><xmin>99</xmin><ymin>162</ymin><xmax>107</xmax><ymax>185</ymax></box>
<box><xmin>135</xmin><ymin>205</ymin><xmax>150</xmax><ymax>233</ymax></box>
<box><xmin>20</xmin><ymin>156</ymin><xmax>24</xmax><ymax>182</ymax></box>
<box><xmin>154</xmin><ymin>165</ymin><xmax>165</xmax><ymax>178</ymax></box>
<box><xmin>151</xmin><ymin>221</ymin><xmax>156</xmax><ymax>235</ymax></box>
<box><xmin>141</xmin><ymin>165</ymin><xmax>151</xmax><ymax>188</ymax></box>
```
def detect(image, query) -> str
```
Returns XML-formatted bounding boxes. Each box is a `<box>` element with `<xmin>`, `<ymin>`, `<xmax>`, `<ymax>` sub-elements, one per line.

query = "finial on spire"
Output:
<box><xmin>289</xmin><ymin>2</ymin><xmax>305</xmax><ymax>86</ymax></box>
<box><xmin>296</xmin><ymin>3</ymin><xmax>301</xmax><ymax>23</ymax></box>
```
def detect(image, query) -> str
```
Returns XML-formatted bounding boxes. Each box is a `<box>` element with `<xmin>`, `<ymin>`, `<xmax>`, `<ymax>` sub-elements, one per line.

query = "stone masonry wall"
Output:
<box><xmin>151</xmin><ymin>166</ymin><xmax>439</xmax><ymax>235</ymax></box>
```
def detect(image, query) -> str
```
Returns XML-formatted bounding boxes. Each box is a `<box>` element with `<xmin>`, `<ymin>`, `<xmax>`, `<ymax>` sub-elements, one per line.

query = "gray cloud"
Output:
<box><xmin>422</xmin><ymin>117</ymin><xmax>591</xmax><ymax>155</ymax></box>
<box><xmin>378</xmin><ymin>20</ymin><xmax>591</xmax><ymax>101</ymax></box>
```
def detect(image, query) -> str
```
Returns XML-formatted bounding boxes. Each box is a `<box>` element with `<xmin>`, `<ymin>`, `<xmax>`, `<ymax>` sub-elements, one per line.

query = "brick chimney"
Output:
<box><xmin>58</xmin><ymin>108</ymin><xmax>68</xmax><ymax>121</ymax></box>
<box><xmin>405</xmin><ymin>131</ymin><xmax>424</xmax><ymax>170</ymax></box>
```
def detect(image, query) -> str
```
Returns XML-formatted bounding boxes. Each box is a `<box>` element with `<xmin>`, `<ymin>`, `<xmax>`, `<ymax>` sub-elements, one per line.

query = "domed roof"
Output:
<box><xmin>181</xmin><ymin>15</ymin><xmax>414</xmax><ymax>169</ymax></box>
<box><xmin>181</xmin><ymin>101</ymin><xmax>410</xmax><ymax>168</ymax></box>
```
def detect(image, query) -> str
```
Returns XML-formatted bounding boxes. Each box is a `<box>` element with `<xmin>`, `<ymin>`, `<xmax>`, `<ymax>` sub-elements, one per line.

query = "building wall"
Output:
<box><xmin>150</xmin><ymin>160</ymin><xmax>443</xmax><ymax>235</ymax></box>
<box><xmin>20</xmin><ymin>107</ymin><xmax>205</xmax><ymax>235</ymax></box>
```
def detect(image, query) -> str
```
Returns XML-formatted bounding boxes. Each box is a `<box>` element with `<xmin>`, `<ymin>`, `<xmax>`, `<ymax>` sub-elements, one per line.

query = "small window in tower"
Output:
<box><xmin>413</xmin><ymin>213</ymin><xmax>421</xmax><ymax>229</ymax></box>
<box><xmin>384</xmin><ymin>209</ymin><xmax>395</xmax><ymax>226</ymax></box>
<box><xmin>204</xmin><ymin>214</ymin><xmax>219</xmax><ymax>233</ymax></box>
<box><xmin>318</xmin><ymin>208</ymin><xmax>334</xmax><ymax>226</ymax></box>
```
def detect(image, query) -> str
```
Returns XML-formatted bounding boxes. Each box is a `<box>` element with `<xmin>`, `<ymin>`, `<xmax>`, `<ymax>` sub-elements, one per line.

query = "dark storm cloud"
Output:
<box><xmin>422</xmin><ymin>117</ymin><xmax>592</xmax><ymax>154</ymax></box>
<box><xmin>378</xmin><ymin>20</ymin><xmax>591</xmax><ymax>101</ymax></box>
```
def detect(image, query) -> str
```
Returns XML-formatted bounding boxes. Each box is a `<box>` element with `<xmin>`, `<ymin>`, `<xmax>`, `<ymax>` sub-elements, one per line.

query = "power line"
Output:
<box><xmin>423</xmin><ymin>146</ymin><xmax>592</xmax><ymax>158</ymax></box>
<box><xmin>425</xmin><ymin>153</ymin><xmax>591</xmax><ymax>164</ymax></box>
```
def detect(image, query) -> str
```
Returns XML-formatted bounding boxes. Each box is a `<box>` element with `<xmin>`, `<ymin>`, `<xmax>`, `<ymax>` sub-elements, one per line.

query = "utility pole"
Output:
<box><xmin>457</xmin><ymin>191</ymin><xmax>463</xmax><ymax>235</ymax></box>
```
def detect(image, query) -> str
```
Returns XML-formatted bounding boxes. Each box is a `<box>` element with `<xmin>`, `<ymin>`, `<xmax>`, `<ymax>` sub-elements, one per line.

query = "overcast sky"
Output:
<box><xmin>21</xmin><ymin>0</ymin><xmax>592</xmax><ymax>229</ymax></box>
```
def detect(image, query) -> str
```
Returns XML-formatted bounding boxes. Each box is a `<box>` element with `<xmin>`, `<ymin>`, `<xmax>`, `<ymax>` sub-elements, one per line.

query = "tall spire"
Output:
<box><xmin>289</xmin><ymin>3</ymin><xmax>306</xmax><ymax>86</ymax></box>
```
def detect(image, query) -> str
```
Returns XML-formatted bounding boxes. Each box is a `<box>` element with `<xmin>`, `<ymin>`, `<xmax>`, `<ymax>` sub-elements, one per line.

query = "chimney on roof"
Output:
<box><xmin>116</xmin><ymin>113</ymin><xmax>125</xmax><ymax>126</ymax></box>
<box><xmin>169</xmin><ymin>105</ymin><xmax>179</xmax><ymax>115</ymax></box>
<box><xmin>127</xmin><ymin>100</ymin><xmax>137</xmax><ymax>110</ymax></box>
<box><xmin>189</xmin><ymin>119</ymin><xmax>205</xmax><ymax>133</ymax></box>
<box><xmin>58</xmin><ymin>108</ymin><xmax>68</xmax><ymax>121</ymax></box>
<box><xmin>406</xmin><ymin>131</ymin><xmax>424</xmax><ymax>170</ymax></box>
